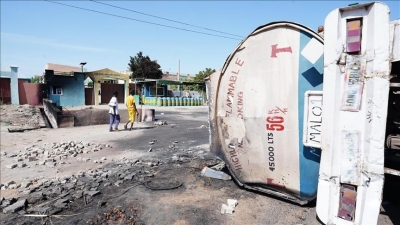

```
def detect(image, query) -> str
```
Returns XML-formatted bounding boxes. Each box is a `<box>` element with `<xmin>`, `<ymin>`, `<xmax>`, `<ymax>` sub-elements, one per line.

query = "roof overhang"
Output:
<box><xmin>132</xmin><ymin>78</ymin><xmax>204</xmax><ymax>86</ymax></box>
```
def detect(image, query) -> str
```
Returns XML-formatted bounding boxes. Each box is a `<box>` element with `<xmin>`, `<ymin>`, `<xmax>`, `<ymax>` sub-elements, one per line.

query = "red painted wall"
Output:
<box><xmin>0</xmin><ymin>77</ymin><xmax>11</xmax><ymax>104</ymax></box>
<box><xmin>18</xmin><ymin>81</ymin><xmax>46</xmax><ymax>105</ymax></box>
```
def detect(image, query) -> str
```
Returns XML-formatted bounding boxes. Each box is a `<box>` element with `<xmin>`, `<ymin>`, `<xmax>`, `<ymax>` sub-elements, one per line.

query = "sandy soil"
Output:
<box><xmin>0</xmin><ymin>104</ymin><xmax>399</xmax><ymax>225</ymax></box>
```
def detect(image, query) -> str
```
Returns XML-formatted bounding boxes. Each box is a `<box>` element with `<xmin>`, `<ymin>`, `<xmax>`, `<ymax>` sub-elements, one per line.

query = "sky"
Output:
<box><xmin>1</xmin><ymin>1</ymin><xmax>399</xmax><ymax>78</ymax></box>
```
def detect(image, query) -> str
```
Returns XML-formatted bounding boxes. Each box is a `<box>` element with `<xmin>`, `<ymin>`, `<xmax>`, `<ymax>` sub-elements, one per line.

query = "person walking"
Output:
<box><xmin>124</xmin><ymin>90</ymin><xmax>139</xmax><ymax>131</ymax></box>
<box><xmin>108</xmin><ymin>91</ymin><xmax>120</xmax><ymax>132</ymax></box>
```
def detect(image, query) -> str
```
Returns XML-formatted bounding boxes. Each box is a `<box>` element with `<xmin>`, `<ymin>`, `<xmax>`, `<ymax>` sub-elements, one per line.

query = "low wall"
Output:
<box><xmin>43</xmin><ymin>99</ymin><xmax>60</xmax><ymax>128</ymax></box>
<box><xmin>72</xmin><ymin>109</ymin><xmax>128</xmax><ymax>126</ymax></box>
<box><xmin>43</xmin><ymin>102</ymin><xmax>156</xmax><ymax>128</ymax></box>
<box><xmin>58</xmin><ymin>113</ymin><xmax>75</xmax><ymax>128</ymax></box>
<box><xmin>70</xmin><ymin>108</ymin><xmax>154</xmax><ymax>127</ymax></box>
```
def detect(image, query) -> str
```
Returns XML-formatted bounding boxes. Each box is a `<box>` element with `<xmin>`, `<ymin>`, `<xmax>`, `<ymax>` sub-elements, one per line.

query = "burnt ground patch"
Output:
<box><xmin>0</xmin><ymin>146</ymin><xmax>244</xmax><ymax>225</ymax></box>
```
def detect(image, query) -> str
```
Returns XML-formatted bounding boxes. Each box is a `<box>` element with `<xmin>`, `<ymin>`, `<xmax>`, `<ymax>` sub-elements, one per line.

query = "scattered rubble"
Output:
<box><xmin>1</xmin><ymin>143</ymin><xmax>222</xmax><ymax>218</ymax></box>
<box><xmin>201</xmin><ymin>167</ymin><xmax>231</xmax><ymax>181</ymax></box>
<box><xmin>3</xmin><ymin>199</ymin><xmax>27</xmax><ymax>214</ymax></box>
<box><xmin>154</xmin><ymin>121</ymin><xmax>168</xmax><ymax>126</ymax></box>
<box><xmin>2</xmin><ymin>140</ymin><xmax>110</xmax><ymax>171</ymax></box>
<box><xmin>5</xmin><ymin>164</ymin><xmax>17</xmax><ymax>169</ymax></box>
<box><xmin>221</xmin><ymin>199</ymin><xmax>238</xmax><ymax>215</ymax></box>
<box><xmin>210</xmin><ymin>161</ymin><xmax>226</xmax><ymax>171</ymax></box>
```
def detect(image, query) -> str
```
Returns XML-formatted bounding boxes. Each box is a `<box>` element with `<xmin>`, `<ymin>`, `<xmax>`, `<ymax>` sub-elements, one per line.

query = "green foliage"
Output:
<box><xmin>88</xmin><ymin>81</ymin><xmax>94</xmax><ymax>87</ymax></box>
<box><xmin>183</xmin><ymin>84</ymin><xmax>196</xmax><ymax>91</ymax></box>
<box><xmin>30</xmin><ymin>76</ymin><xmax>41</xmax><ymax>83</ymax></box>
<box><xmin>194</xmin><ymin>68</ymin><xmax>215</xmax><ymax>83</ymax></box>
<box><xmin>169</xmin><ymin>77</ymin><xmax>185</xmax><ymax>91</ymax></box>
<box><xmin>169</xmin><ymin>85</ymin><xmax>178</xmax><ymax>91</ymax></box>
<box><xmin>128</xmin><ymin>51</ymin><xmax>163</xmax><ymax>80</ymax></box>
<box><xmin>189</xmin><ymin>68</ymin><xmax>215</xmax><ymax>91</ymax></box>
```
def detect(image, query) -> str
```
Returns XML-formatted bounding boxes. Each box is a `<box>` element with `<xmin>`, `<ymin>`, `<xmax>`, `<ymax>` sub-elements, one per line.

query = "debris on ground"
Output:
<box><xmin>210</xmin><ymin>161</ymin><xmax>226</xmax><ymax>171</ymax></box>
<box><xmin>0</xmin><ymin>138</ymin><xmax>222</xmax><ymax>224</ymax></box>
<box><xmin>154</xmin><ymin>121</ymin><xmax>167</xmax><ymax>126</ymax></box>
<box><xmin>0</xmin><ymin>140</ymin><xmax>111</xmax><ymax>173</ymax></box>
<box><xmin>0</xmin><ymin>104</ymin><xmax>46</xmax><ymax>130</ymax></box>
<box><xmin>7</xmin><ymin>127</ymin><xmax>41</xmax><ymax>133</ymax></box>
<box><xmin>201</xmin><ymin>167</ymin><xmax>231</xmax><ymax>181</ymax></box>
<box><xmin>221</xmin><ymin>199</ymin><xmax>238</xmax><ymax>215</ymax></box>
<box><xmin>86</xmin><ymin>205</ymin><xmax>141</xmax><ymax>225</ymax></box>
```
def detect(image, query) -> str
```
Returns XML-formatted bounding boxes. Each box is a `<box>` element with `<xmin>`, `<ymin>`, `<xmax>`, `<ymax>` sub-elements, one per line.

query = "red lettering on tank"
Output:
<box><xmin>271</xmin><ymin>44</ymin><xmax>292</xmax><ymax>58</ymax></box>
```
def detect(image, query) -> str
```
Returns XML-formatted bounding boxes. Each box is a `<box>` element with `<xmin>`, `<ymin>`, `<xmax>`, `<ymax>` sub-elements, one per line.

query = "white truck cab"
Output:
<box><xmin>315</xmin><ymin>2</ymin><xmax>399</xmax><ymax>224</ymax></box>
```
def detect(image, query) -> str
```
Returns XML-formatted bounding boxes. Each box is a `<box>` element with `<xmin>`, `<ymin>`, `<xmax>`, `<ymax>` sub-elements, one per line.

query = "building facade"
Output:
<box><xmin>0</xmin><ymin>66</ymin><xmax>19</xmax><ymax>104</ymax></box>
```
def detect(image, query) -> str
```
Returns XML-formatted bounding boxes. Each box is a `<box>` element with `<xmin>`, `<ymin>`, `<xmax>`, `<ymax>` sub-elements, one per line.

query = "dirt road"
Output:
<box><xmin>1</xmin><ymin>105</ymin><xmax>399</xmax><ymax>224</ymax></box>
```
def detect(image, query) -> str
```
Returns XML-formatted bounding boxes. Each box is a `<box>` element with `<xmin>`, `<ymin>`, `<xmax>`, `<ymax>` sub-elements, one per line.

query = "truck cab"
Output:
<box><xmin>315</xmin><ymin>2</ymin><xmax>399</xmax><ymax>224</ymax></box>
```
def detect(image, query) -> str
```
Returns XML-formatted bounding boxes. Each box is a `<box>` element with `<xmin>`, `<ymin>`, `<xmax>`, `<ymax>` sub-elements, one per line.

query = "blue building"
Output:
<box><xmin>0</xmin><ymin>66</ymin><xmax>19</xmax><ymax>104</ymax></box>
<box><xmin>44</xmin><ymin>70</ymin><xmax>85</xmax><ymax>107</ymax></box>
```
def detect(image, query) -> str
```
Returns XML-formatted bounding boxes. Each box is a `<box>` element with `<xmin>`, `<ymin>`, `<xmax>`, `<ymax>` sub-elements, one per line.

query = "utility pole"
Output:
<box><xmin>178</xmin><ymin>60</ymin><xmax>180</xmax><ymax>93</ymax></box>
<box><xmin>80</xmin><ymin>62</ymin><xmax>87</xmax><ymax>73</ymax></box>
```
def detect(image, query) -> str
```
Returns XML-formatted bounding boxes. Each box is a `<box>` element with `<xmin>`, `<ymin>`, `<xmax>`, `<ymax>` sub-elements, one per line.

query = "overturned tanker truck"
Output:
<box><xmin>206</xmin><ymin>1</ymin><xmax>399</xmax><ymax>224</ymax></box>
<box><xmin>206</xmin><ymin>20</ymin><xmax>324</xmax><ymax>205</ymax></box>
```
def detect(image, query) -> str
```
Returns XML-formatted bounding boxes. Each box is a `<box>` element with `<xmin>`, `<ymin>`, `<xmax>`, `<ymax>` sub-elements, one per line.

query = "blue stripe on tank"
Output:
<box><xmin>298</xmin><ymin>31</ymin><xmax>323</xmax><ymax>199</ymax></box>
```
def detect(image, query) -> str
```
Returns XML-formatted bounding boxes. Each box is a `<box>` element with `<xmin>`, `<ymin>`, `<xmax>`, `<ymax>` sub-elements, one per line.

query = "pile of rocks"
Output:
<box><xmin>0</xmin><ymin>158</ymin><xmax>158</xmax><ymax>215</ymax></box>
<box><xmin>0</xmin><ymin>139</ymin><xmax>222</xmax><ymax>218</ymax></box>
<box><xmin>0</xmin><ymin>104</ymin><xmax>44</xmax><ymax>128</ymax></box>
<box><xmin>2</xmin><ymin>140</ymin><xmax>111</xmax><ymax>171</ymax></box>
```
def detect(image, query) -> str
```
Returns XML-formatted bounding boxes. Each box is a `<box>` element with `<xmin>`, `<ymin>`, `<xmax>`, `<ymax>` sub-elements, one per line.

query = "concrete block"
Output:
<box><xmin>3</xmin><ymin>199</ymin><xmax>27</xmax><ymax>213</ymax></box>
<box><xmin>84</xmin><ymin>190</ymin><xmax>100</xmax><ymax>197</ymax></box>
<box><xmin>6</xmin><ymin>164</ymin><xmax>17</xmax><ymax>169</ymax></box>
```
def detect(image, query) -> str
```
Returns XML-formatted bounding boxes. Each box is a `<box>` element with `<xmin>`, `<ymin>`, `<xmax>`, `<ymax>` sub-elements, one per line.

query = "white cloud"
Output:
<box><xmin>1</xmin><ymin>32</ymin><xmax>108</xmax><ymax>53</ymax></box>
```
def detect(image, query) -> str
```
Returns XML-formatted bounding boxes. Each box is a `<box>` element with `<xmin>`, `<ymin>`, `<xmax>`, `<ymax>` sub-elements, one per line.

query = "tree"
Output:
<box><xmin>128</xmin><ymin>51</ymin><xmax>163</xmax><ymax>79</ymax></box>
<box><xmin>189</xmin><ymin>68</ymin><xmax>216</xmax><ymax>91</ymax></box>
<box><xmin>194</xmin><ymin>68</ymin><xmax>216</xmax><ymax>83</ymax></box>
<box><xmin>30</xmin><ymin>76</ymin><xmax>41</xmax><ymax>83</ymax></box>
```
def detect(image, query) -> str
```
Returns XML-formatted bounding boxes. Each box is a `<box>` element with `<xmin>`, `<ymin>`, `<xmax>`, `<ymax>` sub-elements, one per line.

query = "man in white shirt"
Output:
<box><xmin>108</xmin><ymin>91</ymin><xmax>120</xmax><ymax>132</ymax></box>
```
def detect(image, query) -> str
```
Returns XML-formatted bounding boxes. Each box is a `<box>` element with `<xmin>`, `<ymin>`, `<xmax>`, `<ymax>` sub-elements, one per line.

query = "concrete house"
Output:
<box><xmin>44</xmin><ymin>63</ymin><xmax>85</xmax><ymax>107</ymax></box>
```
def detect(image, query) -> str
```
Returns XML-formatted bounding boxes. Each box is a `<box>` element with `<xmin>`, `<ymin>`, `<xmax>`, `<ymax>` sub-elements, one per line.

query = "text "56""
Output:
<box><xmin>266</xmin><ymin>116</ymin><xmax>284</xmax><ymax>131</ymax></box>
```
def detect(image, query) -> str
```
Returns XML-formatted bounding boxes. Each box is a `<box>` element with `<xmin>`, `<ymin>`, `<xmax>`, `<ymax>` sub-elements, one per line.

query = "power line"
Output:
<box><xmin>90</xmin><ymin>0</ymin><xmax>245</xmax><ymax>38</ymax></box>
<box><xmin>44</xmin><ymin>0</ymin><xmax>243</xmax><ymax>41</ymax></box>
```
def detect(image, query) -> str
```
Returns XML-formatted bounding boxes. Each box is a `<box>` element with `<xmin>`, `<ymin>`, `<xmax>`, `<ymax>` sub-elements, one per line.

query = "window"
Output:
<box><xmin>52</xmin><ymin>86</ymin><xmax>63</xmax><ymax>95</ymax></box>
<box><xmin>150</xmin><ymin>87</ymin><xmax>164</xmax><ymax>96</ymax></box>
